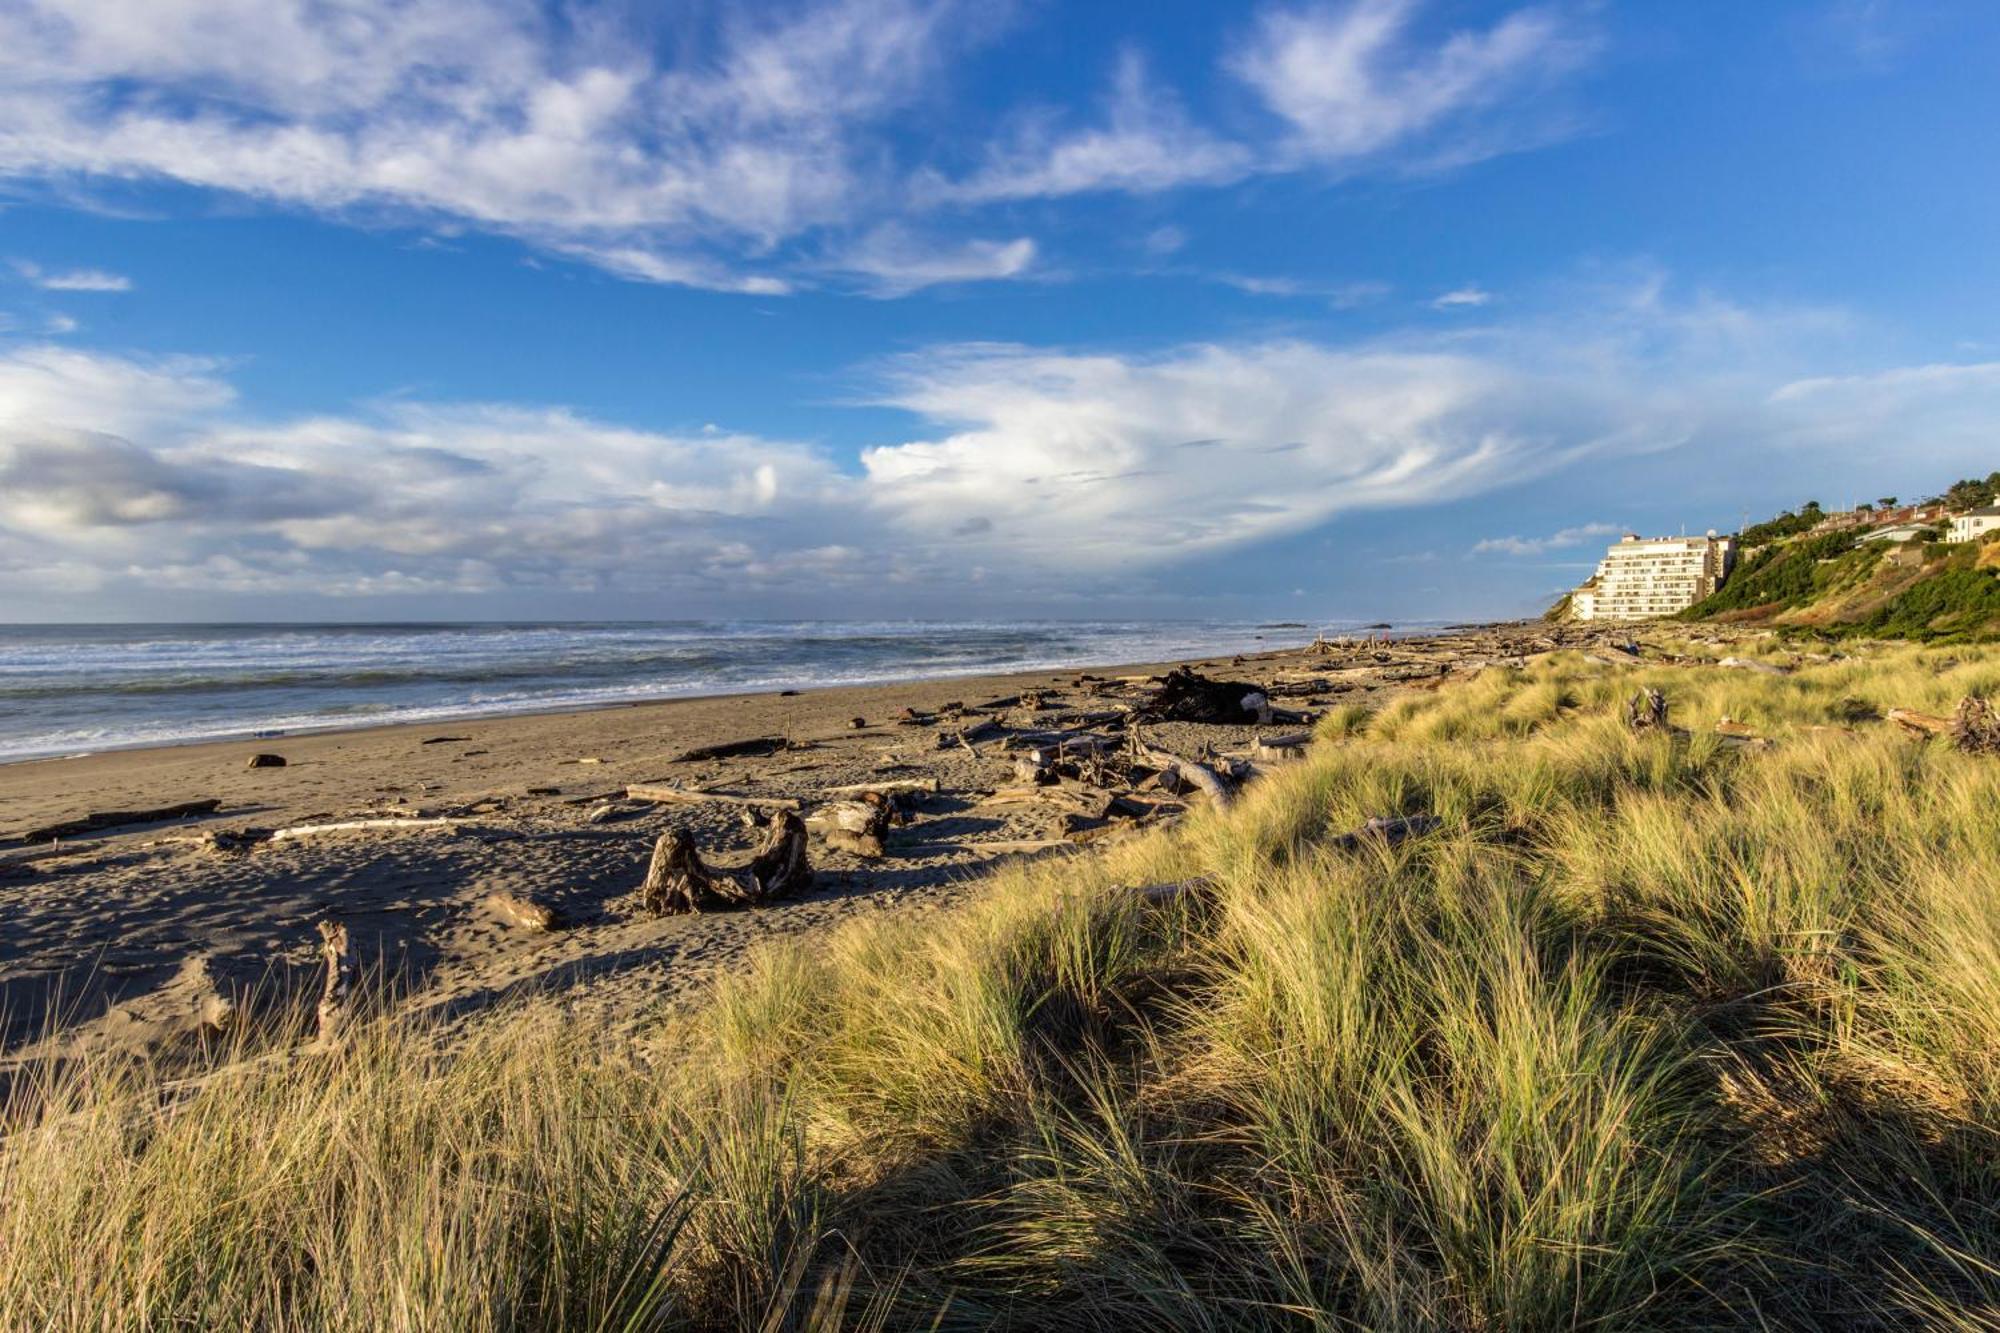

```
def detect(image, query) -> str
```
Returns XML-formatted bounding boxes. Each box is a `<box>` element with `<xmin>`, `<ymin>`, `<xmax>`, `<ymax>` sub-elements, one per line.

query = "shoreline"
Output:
<box><xmin>0</xmin><ymin>622</ymin><xmax>1462</xmax><ymax>766</ymax></box>
<box><xmin>0</xmin><ymin>636</ymin><xmax>1326</xmax><ymax>769</ymax></box>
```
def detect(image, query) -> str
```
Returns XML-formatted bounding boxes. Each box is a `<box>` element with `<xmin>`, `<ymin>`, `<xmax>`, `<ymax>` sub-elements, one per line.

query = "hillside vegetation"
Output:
<box><xmin>7</xmin><ymin>642</ymin><xmax>2000</xmax><ymax>1328</ymax></box>
<box><xmin>1678</xmin><ymin>473</ymin><xmax>2000</xmax><ymax>640</ymax></box>
<box><xmin>1682</xmin><ymin>530</ymin><xmax>2000</xmax><ymax>640</ymax></box>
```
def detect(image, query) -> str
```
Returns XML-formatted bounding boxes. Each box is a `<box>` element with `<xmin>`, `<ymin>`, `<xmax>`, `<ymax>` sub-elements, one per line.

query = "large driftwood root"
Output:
<box><xmin>1134</xmin><ymin>668</ymin><xmax>1271</xmax><ymax>725</ymax></box>
<box><xmin>1951</xmin><ymin>696</ymin><xmax>2000</xmax><ymax>755</ymax></box>
<box><xmin>638</xmin><ymin>812</ymin><xmax>814</xmax><ymax>915</ymax></box>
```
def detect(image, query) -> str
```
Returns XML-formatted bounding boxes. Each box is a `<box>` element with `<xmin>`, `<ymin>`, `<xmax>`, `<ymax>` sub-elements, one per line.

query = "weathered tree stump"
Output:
<box><xmin>748</xmin><ymin>811</ymin><xmax>813</xmax><ymax>899</ymax></box>
<box><xmin>1624</xmin><ymin>688</ymin><xmax>1669</xmax><ymax>732</ymax></box>
<box><xmin>315</xmin><ymin>921</ymin><xmax>354</xmax><ymax>1045</ymax></box>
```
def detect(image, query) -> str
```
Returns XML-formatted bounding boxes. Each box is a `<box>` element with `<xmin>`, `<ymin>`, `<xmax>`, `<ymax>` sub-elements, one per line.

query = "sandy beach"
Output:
<box><xmin>0</xmin><ymin>620</ymin><xmax>1643</xmax><ymax>1069</ymax></box>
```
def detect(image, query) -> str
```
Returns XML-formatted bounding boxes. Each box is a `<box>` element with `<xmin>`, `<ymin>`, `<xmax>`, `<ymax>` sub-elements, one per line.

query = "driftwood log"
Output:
<box><xmin>625</xmin><ymin>785</ymin><xmax>803</xmax><ymax>811</ymax></box>
<box><xmin>269</xmin><ymin>817</ymin><xmax>466</xmax><ymax>842</ymax></box>
<box><xmin>822</xmin><ymin>777</ymin><xmax>939</xmax><ymax>797</ymax></box>
<box><xmin>1888</xmin><ymin>707</ymin><xmax>1952</xmax><ymax>736</ymax></box>
<box><xmin>1717</xmin><ymin>657</ymin><xmax>1786</xmax><ymax>677</ymax></box>
<box><xmin>13</xmin><ymin>799</ymin><xmax>223</xmax><ymax>845</ymax></box>
<box><xmin>1131</xmin><ymin>730</ymin><xmax>1234</xmax><ymax>807</ymax></box>
<box><xmin>1329</xmin><ymin>815</ymin><xmax>1443</xmax><ymax>853</ymax></box>
<box><xmin>483</xmin><ymin>891</ymin><xmax>560</xmax><ymax>931</ymax></box>
<box><xmin>670</xmin><ymin>736</ymin><xmax>787</xmax><ymax>763</ymax></box>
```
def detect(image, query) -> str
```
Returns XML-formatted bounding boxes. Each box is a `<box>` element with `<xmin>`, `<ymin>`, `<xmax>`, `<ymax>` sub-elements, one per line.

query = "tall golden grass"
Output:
<box><xmin>6</xmin><ymin>639</ymin><xmax>2000</xmax><ymax>1328</ymax></box>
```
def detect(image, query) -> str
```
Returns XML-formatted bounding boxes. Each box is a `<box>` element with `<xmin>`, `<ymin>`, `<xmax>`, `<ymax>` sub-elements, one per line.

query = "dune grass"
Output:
<box><xmin>6</xmin><ymin>641</ymin><xmax>2000</xmax><ymax>1328</ymax></box>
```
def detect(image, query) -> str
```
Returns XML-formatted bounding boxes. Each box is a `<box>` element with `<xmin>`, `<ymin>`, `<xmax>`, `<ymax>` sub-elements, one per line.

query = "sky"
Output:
<box><xmin>1</xmin><ymin>0</ymin><xmax>1998</xmax><ymax>624</ymax></box>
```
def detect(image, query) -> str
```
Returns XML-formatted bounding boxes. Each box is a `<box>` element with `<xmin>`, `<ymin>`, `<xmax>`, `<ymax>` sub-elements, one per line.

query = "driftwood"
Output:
<box><xmin>1329</xmin><ymin>815</ymin><xmax>1443</xmax><ymax>853</ymax></box>
<box><xmin>807</xmin><ymin>800</ymin><xmax>888</xmax><ymax>834</ymax></box>
<box><xmin>822</xmin><ymin>828</ymin><xmax>886</xmax><ymax>858</ymax></box>
<box><xmin>1887</xmin><ymin>707</ymin><xmax>1952</xmax><ymax>736</ymax></box>
<box><xmin>483</xmin><ymin>891</ymin><xmax>559</xmax><ymax>931</ymax></box>
<box><xmin>822</xmin><ymin>777</ymin><xmax>939</xmax><ymax>797</ymax></box>
<box><xmin>1135</xmin><ymin>668</ymin><xmax>1271</xmax><ymax>725</ymax></box>
<box><xmin>1624</xmin><ymin>689</ymin><xmax>1669</xmax><ymax>732</ymax></box>
<box><xmin>1253</xmin><ymin>732</ymin><xmax>1313</xmax><ymax>758</ymax></box>
<box><xmin>1132</xmin><ymin>875</ymin><xmax>1216</xmax><ymax>906</ymax></box>
<box><xmin>938</xmin><ymin>718</ymin><xmax>1004</xmax><ymax>751</ymax></box>
<box><xmin>269</xmin><ymin>817</ymin><xmax>466</xmax><ymax>842</ymax></box>
<box><xmin>638</xmin><ymin>813</ymin><xmax>813</xmax><ymax>915</ymax></box>
<box><xmin>1952</xmin><ymin>696</ymin><xmax>2000</xmax><ymax>754</ymax></box>
<box><xmin>1717</xmin><ymin>657</ymin><xmax>1786</xmax><ymax>677</ymax></box>
<box><xmin>670</xmin><ymin>736</ymin><xmax>787</xmax><ymax>763</ymax></box>
<box><xmin>902</xmin><ymin>838</ymin><xmax>1075</xmax><ymax>857</ymax></box>
<box><xmin>638</xmin><ymin>831</ymin><xmax>736</xmax><ymax>914</ymax></box>
<box><xmin>1132</xmin><ymin>733</ymin><xmax>1233</xmax><ymax>807</ymax></box>
<box><xmin>747</xmin><ymin>812</ymin><xmax>813</xmax><ymax>897</ymax></box>
<box><xmin>13</xmin><ymin>799</ymin><xmax>223</xmax><ymax>845</ymax></box>
<box><xmin>314</xmin><ymin>921</ymin><xmax>354</xmax><ymax>1046</ymax></box>
<box><xmin>625</xmin><ymin>784</ymin><xmax>803</xmax><ymax>811</ymax></box>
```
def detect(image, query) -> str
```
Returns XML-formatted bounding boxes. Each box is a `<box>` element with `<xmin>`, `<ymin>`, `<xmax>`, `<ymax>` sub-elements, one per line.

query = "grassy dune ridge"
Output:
<box><xmin>7</xmin><ymin>640</ymin><xmax>2000</xmax><ymax>1329</ymax></box>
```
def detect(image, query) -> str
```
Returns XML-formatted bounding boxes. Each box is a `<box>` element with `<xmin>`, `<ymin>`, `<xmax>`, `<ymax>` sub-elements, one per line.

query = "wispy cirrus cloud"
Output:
<box><xmin>13</xmin><ymin>260</ymin><xmax>132</xmax><ymax>292</ymax></box>
<box><xmin>0</xmin><ymin>0</ymin><xmax>1596</xmax><ymax>295</ymax></box>
<box><xmin>1433</xmin><ymin>285</ymin><xmax>1493</xmax><ymax>308</ymax></box>
<box><xmin>1470</xmin><ymin>521</ymin><xmax>1619</xmax><ymax>556</ymax></box>
<box><xmin>938</xmin><ymin>0</ymin><xmax>1596</xmax><ymax>204</ymax></box>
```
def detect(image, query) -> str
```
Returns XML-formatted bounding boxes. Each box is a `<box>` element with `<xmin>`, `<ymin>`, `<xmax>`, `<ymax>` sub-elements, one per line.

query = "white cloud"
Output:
<box><xmin>1470</xmin><ymin>521</ymin><xmax>1619</xmax><ymax>556</ymax></box>
<box><xmin>932</xmin><ymin>2</ymin><xmax>1592</xmax><ymax>205</ymax></box>
<box><xmin>859</xmin><ymin>340</ymin><xmax>1658</xmax><ymax>566</ymax></box>
<box><xmin>827</xmin><ymin>226</ymin><xmax>1038</xmax><ymax>297</ymax></box>
<box><xmin>935</xmin><ymin>51</ymin><xmax>1254</xmax><ymax>203</ymax></box>
<box><xmin>0</xmin><ymin>0</ymin><xmax>1008</xmax><ymax>293</ymax></box>
<box><xmin>1231</xmin><ymin>0</ymin><xmax>1594</xmax><ymax>167</ymax></box>
<box><xmin>10</xmin><ymin>281</ymin><xmax>1978</xmax><ymax>607</ymax></box>
<box><xmin>1433</xmin><ymin>285</ymin><xmax>1493</xmax><ymax>308</ymax></box>
<box><xmin>14</xmin><ymin>260</ymin><xmax>132</xmax><ymax>291</ymax></box>
<box><xmin>0</xmin><ymin>0</ymin><xmax>1597</xmax><ymax>289</ymax></box>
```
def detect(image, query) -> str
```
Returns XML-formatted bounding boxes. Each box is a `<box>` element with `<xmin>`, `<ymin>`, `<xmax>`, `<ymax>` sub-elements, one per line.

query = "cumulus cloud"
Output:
<box><xmin>13</xmin><ymin>261</ymin><xmax>132</xmax><ymax>291</ymax></box>
<box><xmin>1470</xmin><ymin>521</ymin><xmax>1620</xmax><ymax>556</ymax></box>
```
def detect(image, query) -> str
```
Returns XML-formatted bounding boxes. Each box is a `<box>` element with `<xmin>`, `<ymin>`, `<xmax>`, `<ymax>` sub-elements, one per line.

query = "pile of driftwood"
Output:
<box><xmin>609</xmin><ymin>666</ymin><xmax>1332</xmax><ymax>915</ymax></box>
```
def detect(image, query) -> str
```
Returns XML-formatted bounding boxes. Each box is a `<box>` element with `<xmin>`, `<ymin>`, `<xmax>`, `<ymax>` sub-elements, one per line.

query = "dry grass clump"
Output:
<box><xmin>7</xmin><ymin>644</ymin><xmax>2000</xmax><ymax>1328</ymax></box>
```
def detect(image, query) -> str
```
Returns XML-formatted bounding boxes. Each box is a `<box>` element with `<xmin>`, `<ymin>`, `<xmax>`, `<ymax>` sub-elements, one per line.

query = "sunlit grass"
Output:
<box><xmin>6</xmin><ymin>641</ymin><xmax>2000</xmax><ymax>1328</ymax></box>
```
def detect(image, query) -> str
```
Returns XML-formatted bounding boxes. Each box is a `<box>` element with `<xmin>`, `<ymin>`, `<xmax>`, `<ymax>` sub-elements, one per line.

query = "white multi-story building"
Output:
<box><xmin>1950</xmin><ymin>506</ymin><xmax>2000</xmax><ymax>543</ymax></box>
<box><xmin>1567</xmin><ymin>532</ymin><xmax>1736</xmax><ymax>622</ymax></box>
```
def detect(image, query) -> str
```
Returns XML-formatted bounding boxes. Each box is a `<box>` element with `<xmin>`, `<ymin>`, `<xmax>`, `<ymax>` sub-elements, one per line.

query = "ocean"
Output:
<box><xmin>0</xmin><ymin>620</ymin><xmax>1409</xmax><ymax>762</ymax></box>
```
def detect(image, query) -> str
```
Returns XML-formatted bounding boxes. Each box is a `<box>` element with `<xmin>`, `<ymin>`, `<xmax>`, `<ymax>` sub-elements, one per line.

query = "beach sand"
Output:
<box><xmin>0</xmin><ymin>621</ymin><xmax>1633</xmax><ymax>1069</ymax></box>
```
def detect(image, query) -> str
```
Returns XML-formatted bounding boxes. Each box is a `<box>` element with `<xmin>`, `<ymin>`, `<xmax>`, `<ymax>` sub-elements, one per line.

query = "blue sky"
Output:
<box><xmin>2</xmin><ymin>0</ymin><xmax>1998</xmax><ymax>622</ymax></box>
